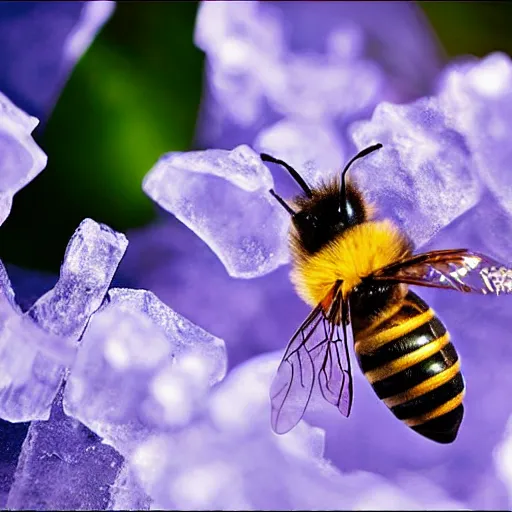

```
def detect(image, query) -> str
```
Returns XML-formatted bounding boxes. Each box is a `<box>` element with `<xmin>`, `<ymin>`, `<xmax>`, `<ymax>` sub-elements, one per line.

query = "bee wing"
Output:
<box><xmin>371</xmin><ymin>249</ymin><xmax>512</xmax><ymax>295</ymax></box>
<box><xmin>270</xmin><ymin>303</ymin><xmax>324</xmax><ymax>434</ymax></box>
<box><xmin>270</xmin><ymin>285</ymin><xmax>353</xmax><ymax>434</ymax></box>
<box><xmin>312</xmin><ymin>293</ymin><xmax>354</xmax><ymax>418</ymax></box>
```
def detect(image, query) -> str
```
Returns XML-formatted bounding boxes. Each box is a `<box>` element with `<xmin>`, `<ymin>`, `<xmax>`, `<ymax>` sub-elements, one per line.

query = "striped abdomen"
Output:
<box><xmin>354</xmin><ymin>291</ymin><xmax>465</xmax><ymax>444</ymax></box>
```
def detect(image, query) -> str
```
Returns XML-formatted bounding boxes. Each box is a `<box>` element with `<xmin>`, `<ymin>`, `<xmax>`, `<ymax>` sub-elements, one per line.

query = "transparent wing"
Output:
<box><xmin>371</xmin><ymin>249</ymin><xmax>512</xmax><ymax>295</ymax></box>
<box><xmin>270</xmin><ymin>286</ymin><xmax>353</xmax><ymax>434</ymax></box>
<box><xmin>314</xmin><ymin>296</ymin><xmax>354</xmax><ymax>417</ymax></box>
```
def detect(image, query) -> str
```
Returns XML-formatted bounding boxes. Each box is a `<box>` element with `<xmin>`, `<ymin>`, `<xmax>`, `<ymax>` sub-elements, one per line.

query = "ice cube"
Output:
<box><xmin>143</xmin><ymin>145</ymin><xmax>290</xmax><ymax>278</ymax></box>
<box><xmin>349</xmin><ymin>97</ymin><xmax>482</xmax><ymax>248</ymax></box>
<box><xmin>0</xmin><ymin>219</ymin><xmax>127</xmax><ymax>422</ymax></box>
<box><xmin>6</xmin><ymin>392</ymin><xmax>123</xmax><ymax>511</ymax></box>
<box><xmin>63</xmin><ymin>288</ymin><xmax>226</xmax><ymax>456</ymax></box>
<box><xmin>0</xmin><ymin>91</ymin><xmax>47</xmax><ymax>227</ymax></box>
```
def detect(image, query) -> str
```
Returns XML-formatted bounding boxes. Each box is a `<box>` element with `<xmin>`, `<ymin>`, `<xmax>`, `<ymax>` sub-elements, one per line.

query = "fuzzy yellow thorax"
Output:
<box><xmin>291</xmin><ymin>220</ymin><xmax>409</xmax><ymax>307</ymax></box>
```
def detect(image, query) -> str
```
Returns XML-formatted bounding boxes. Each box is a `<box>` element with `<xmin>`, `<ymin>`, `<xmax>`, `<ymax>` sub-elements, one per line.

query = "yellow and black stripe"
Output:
<box><xmin>354</xmin><ymin>291</ymin><xmax>465</xmax><ymax>444</ymax></box>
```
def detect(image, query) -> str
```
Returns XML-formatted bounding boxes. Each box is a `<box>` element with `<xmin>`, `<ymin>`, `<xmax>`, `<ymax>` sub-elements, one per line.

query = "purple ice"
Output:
<box><xmin>349</xmin><ymin>96</ymin><xmax>482</xmax><ymax>248</ymax></box>
<box><xmin>107</xmin><ymin>462</ymin><xmax>151</xmax><ymax>511</ymax></box>
<box><xmin>0</xmin><ymin>1</ymin><xmax>115</xmax><ymax>120</ymax></box>
<box><xmin>254</xmin><ymin>118</ymin><xmax>346</xmax><ymax>191</ymax></box>
<box><xmin>0</xmin><ymin>218</ymin><xmax>127</xmax><ymax>422</ymax></box>
<box><xmin>194</xmin><ymin>1</ymin><xmax>442</xmax><ymax>150</ymax></box>
<box><xmin>129</xmin><ymin>353</ymin><xmax>465</xmax><ymax>510</ymax></box>
<box><xmin>0</xmin><ymin>91</ymin><xmax>47</xmax><ymax>227</ymax></box>
<box><xmin>63</xmin><ymin>288</ymin><xmax>226</xmax><ymax>457</ymax></box>
<box><xmin>6</xmin><ymin>391</ymin><xmax>123</xmax><ymax>511</ymax></box>
<box><xmin>440</xmin><ymin>53</ymin><xmax>512</xmax><ymax>217</ymax></box>
<box><xmin>142</xmin><ymin>145</ymin><xmax>290</xmax><ymax>278</ymax></box>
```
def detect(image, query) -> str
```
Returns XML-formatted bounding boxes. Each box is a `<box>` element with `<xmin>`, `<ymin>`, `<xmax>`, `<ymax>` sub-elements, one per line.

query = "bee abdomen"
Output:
<box><xmin>354</xmin><ymin>291</ymin><xmax>465</xmax><ymax>444</ymax></box>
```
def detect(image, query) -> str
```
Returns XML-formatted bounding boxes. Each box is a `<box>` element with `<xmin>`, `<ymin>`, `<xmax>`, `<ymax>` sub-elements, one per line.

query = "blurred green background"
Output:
<box><xmin>1</xmin><ymin>1</ymin><xmax>511</xmax><ymax>273</ymax></box>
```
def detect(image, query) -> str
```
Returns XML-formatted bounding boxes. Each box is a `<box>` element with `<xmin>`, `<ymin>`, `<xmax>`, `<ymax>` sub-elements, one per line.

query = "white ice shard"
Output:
<box><xmin>143</xmin><ymin>145</ymin><xmax>290</xmax><ymax>278</ymax></box>
<box><xmin>63</xmin><ymin>288</ymin><xmax>227</xmax><ymax>457</ymax></box>
<box><xmin>0</xmin><ymin>219</ymin><xmax>127</xmax><ymax>422</ymax></box>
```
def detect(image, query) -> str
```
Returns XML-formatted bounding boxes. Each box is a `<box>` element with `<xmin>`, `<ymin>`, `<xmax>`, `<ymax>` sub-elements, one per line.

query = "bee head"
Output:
<box><xmin>262</xmin><ymin>143</ymin><xmax>382</xmax><ymax>254</ymax></box>
<box><xmin>291</xmin><ymin>181</ymin><xmax>367</xmax><ymax>253</ymax></box>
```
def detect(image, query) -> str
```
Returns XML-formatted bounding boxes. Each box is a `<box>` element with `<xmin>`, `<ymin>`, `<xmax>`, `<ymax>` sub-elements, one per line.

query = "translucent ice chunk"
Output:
<box><xmin>27</xmin><ymin>218</ymin><xmax>128</xmax><ymax>338</ymax></box>
<box><xmin>350</xmin><ymin>97</ymin><xmax>482</xmax><ymax>248</ymax></box>
<box><xmin>130</xmin><ymin>353</ymin><xmax>467</xmax><ymax>510</ymax></box>
<box><xmin>0</xmin><ymin>91</ymin><xmax>47</xmax><ymax>226</ymax></box>
<box><xmin>6</xmin><ymin>393</ymin><xmax>123</xmax><ymax>511</ymax></box>
<box><xmin>63</xmin><ymin>288</ymin><xmax>226</xmax><ymax>456</ymax></box>
<box><xmin>0</xmin><ymin>219</ymin><xmax>127</xmax><ymax>422</ymax></box>
<box><xmin>143</xmin><ymin>145</ymin><xmax>290</xmax><ymax>278</ymax></box>
<box><xmin>439</xmin><ymin>52</ymin><xmax>512</xmax><ymax>216</ymax></box>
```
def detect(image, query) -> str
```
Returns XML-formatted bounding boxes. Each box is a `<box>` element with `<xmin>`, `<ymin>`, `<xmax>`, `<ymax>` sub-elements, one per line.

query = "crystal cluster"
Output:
<box><xmin>64</xmin><ymin>287</ymin><xmax>226</xmax><ymax>456</ymax></box>
<box><xmin>0</xmin><ymin>217</ymin><xmax>227</xmax><ymax>509</ymax></box>
<box><xmin>4</xmin><ymin>1</ymin><xmax>512</xmax><ymax>511</ymax></box>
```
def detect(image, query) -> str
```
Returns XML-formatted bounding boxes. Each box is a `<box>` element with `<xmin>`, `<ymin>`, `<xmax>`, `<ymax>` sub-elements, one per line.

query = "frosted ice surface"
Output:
<box><xmin>254</xmin><ymin>118</ymin><xmax>345</xmax><ymax>192</ymax></box>
<box><xmin>108</xmin><ymin>288</ymin><xmax>226</xmax><ymax>386</ymax></box>
<box><xmin>63</xmin><ymin>288</ymin><xmax>226</xmax><ymax>456</ymax></box>
<box><xmin>27</xmin><ymin>218</ymin><xmax>128</xmax><ymax>338</ymax></box>
<box><xmin>0</xmin><ymin>91</ymin><xmax>47</xmax><ymax>227</ymax></box>
<box><xmin>0</xmin><ymin>219</ymin><xmax>127</xmax><ymax>422</ymax></box>
<box><xmin>439</xmin><ymin>52</ymin><xmax>512</xmax><ymax>217</ymax></box>
<box><xmin>107</xmin><ymin>462</ymin><xmax>151</xmax><ymax>511</ymax></box>
<box><xmin>131</xmin><ymin>353</ymin><xmax>467</xmax><ymax>510</ymax></box>
<box><xmin>350</xmin><ymin>97</ymin><xmax>482</xmax><ymax>248</ymax></box>
<box><xmin>143</xmin><ymin>145</ymin><xmax>290</xmax><ymax>278</ymax></box>
<box><xmin>6</xmin><ymin>392</ymin><xmax>123</xmax><ymax>511</ymax></box>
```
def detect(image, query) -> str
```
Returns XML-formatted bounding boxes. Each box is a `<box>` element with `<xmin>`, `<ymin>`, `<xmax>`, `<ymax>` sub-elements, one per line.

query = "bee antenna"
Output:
<box><xmin>340</xmin><ymin>143</ymin><xmax>383</xmax><ymax>204</ymax></box>
<box><xmin>260</xmin><ymin>153</ymin><xmax>313</xmax><ymax>198</ymax></box>
<box><xmin>269</xmin><ymin>188</ymin><xmax>296</xmax><ymax>216</ymax></box>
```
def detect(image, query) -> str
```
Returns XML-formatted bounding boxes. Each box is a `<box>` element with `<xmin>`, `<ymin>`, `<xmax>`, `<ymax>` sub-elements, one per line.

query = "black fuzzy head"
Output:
<box><xmin>261</xmin><ymin>144</ymin><xmax>382</xmax><ymax>256</ymax></box>
<box><xmin>292</xmin><ymin>179</ymin><xmax>368</xmax><ymax>254</ymax></box>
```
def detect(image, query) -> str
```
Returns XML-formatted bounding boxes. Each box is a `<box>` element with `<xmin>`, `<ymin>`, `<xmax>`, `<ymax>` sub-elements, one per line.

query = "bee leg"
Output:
<box><xmin>269</xmin><ymin>189</ymin><xmax>296</xmax><ymax>216</ymax></box>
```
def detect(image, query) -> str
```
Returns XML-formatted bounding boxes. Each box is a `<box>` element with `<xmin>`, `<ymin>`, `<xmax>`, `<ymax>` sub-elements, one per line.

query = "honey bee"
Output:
<box><xmin>261</xmin><ymin>144</ymin><xmax>512</xmax><ymax>444</ymax></box>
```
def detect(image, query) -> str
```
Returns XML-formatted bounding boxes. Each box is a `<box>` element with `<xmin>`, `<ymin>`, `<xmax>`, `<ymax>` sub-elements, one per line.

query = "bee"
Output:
<box><xmin>260</xmin><ymin>144</ymin><xmax>512</xmax><ymax>444</ymax></box>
